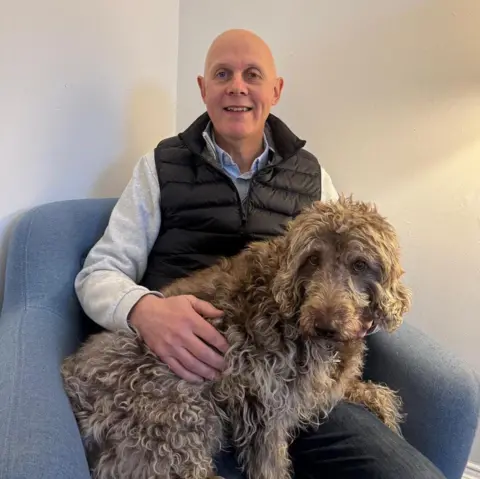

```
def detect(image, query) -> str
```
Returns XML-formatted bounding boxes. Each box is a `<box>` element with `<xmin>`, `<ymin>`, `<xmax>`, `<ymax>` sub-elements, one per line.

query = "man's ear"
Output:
<box><xmin>197</xmin><ymin>75</ymin><xmax>207</xmax><ymax>103</ymax></box>
<box><xmin>272</xmin><ymin>77</ymin><xmax>284</xmax><ymax>106</ymax></box>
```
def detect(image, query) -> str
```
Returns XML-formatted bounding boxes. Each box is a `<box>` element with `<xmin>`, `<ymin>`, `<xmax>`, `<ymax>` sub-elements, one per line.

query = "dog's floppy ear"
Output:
<box><xmin>271</xmin><ymin>200</ymin><xmax>334</xmax><ymax>316</ymax></box>
<box><xmin>271</xmin><ymin>220</ymin><xmax>319</xmax><ymax>316</ymax></box>
<box><xmin>371</xmin><ymin>268</ymin><xmax>412</xmax><ymax>333</ymax></box>
<box><xmin>271</xmin><ymin>238</ymin><xmax>305</xmax><ymax>316</ymax></box>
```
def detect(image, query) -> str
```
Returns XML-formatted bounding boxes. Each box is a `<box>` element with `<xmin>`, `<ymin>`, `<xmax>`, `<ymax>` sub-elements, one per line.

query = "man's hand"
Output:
<box><xmin>128</xmin><ymin>294</ymin><xmax>228</xmax><ymax>383</ymax></box>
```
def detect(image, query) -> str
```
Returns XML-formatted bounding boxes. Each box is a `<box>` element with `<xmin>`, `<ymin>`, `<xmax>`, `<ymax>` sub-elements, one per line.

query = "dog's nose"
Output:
<box><xmin>314</xmin><ymin>307</ymin><xmax>345</xmax><ymax>325</ymax></box>
<box><xmin>314</xmin><ymin>325</ymin><xmax>337</xmax><ymax>339</ymax></box>
<box><xmin>314</xmin><ymin>309</ymin><xmax>340</xmax><ymax>338</ymax></box>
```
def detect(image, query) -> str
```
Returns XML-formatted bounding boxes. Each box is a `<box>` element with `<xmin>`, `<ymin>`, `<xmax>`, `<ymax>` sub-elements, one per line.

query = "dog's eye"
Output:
<box><xmin>308</xmin><ymin>254</ymin><xmax>321</xmax><ymax>266</ymax></box>
<box><xmin>351</xmin><ymin>260</ymin><xmax>368</xmax><ymax>273</ymax></box>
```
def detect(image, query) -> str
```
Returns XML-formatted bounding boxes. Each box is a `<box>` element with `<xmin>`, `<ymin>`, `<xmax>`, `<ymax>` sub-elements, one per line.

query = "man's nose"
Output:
<box><xmin>227</xmin><ymin>73</ymin><xmax>247</xmax><ymax>95</ymax></box>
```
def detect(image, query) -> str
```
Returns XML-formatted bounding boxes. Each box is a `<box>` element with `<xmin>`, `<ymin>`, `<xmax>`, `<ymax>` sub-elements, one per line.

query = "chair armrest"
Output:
<box><xmin>364</xmin><ymin>321</ymin><xmax>480</xmax><ymax>479</ymax></box>
<box><xmin>0</xmin><ymin>198</ymin><xmax>118</xmax><ymax>478</ymax></box>
<box><xmin>0</xmin><ymin>306</ymin><xmax>92</xmax><ymax>478</ymax></box>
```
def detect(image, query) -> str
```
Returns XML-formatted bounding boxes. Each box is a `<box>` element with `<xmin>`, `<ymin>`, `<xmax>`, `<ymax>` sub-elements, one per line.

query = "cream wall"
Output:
<box><xmin>177</xmin><ymin>0</ymin><xmax>480</xmax><ymax>461</ymax></box>
<box><xmin>0</xmin><ymin>0</ymin><xmax>179</xmax><ymax>302</ymax></box>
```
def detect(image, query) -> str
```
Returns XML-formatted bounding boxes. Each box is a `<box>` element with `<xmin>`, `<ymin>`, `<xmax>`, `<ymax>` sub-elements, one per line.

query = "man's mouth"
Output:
<box><xmin>223</xmin><ymin>106</ymin><xmax>252</xmax><ymax>112</ymax></box>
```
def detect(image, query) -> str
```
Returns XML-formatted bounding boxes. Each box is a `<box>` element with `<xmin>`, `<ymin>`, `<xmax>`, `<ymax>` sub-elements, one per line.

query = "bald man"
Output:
<box><xmin>75</xmin><ymin>30</ymin><xmax>446</xmax><ymax>479</ymax></box>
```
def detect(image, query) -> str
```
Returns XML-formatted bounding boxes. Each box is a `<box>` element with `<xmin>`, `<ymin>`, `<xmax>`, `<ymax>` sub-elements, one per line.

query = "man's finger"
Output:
<box><xmin>164</xmin><ymin>356</ymin><xmax>204</xmax><ymax>384</ymax></box>
<box><xmin>192</xmin><ymin>316</ymin><xmax>229</xmax><ymax>354</ymax></box>
<box><xmin>187</xmin><ymin>335</ymin><xmax>226</xmax><ymax>372</ymax></box>
<box><xmin>189</xmin><ymin>297</ymin><xmax>224</xmax><ymax>318</ymax></box>
<box><xmin>176</xmin><ymin>347</ymin><xmax>219</xmax><ymax>381</ymax></box>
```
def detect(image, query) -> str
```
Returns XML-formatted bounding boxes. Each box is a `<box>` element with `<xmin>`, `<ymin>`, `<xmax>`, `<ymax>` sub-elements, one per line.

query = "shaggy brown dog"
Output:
<box><xmin>61</xmin><ymin>196</ymin><xmax>412</xmax><ymax>479</ymax></box>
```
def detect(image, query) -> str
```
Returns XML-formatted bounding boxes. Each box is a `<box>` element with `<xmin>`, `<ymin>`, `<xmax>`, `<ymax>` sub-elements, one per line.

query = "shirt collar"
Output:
<box><xmin>202</xmin><ymin>121</ymin><xmax>275</xmax><ymax>175</ymax></box>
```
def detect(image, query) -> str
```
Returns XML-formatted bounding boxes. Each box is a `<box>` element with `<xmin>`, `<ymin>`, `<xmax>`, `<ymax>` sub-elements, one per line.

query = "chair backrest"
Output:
<box><xmin>1</xmin><ymin>198</ymin><xmax>117</xmax><ymax>333</ymax></box>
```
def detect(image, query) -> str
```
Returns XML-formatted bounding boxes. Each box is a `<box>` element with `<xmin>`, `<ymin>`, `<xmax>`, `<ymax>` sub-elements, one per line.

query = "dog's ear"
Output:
<box><xmin>271</xmin><ymin>201</ymin><xmax>332</xmax><ymax>316</ymax></box>
<box><xmin>271</xmin><ymin>240</ymin><xmax>305</xmax><ymax>316</ymax></box>
<box><xmin>371</xmin><ymin>270</ymin><xmax>412</xmax><ymax>333</ymax></box>
<box><xmin>271</xmin><ymin>223</ymin><xmax>317</xmax><ymax>316</ymax></box>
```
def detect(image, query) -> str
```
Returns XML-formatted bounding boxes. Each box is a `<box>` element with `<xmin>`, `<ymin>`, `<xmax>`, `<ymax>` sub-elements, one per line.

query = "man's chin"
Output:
<box><xmin>216</xmin><ymin>125</ymin><xmax>252</xmax><ymax>141</ymax></box>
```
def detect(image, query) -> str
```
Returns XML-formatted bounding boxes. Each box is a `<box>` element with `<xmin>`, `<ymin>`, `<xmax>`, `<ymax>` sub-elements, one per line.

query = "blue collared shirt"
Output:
<box><xmin>202</xmin><ymin>122</ymin><xmax>274</xmax><ymax>202</ymax></box>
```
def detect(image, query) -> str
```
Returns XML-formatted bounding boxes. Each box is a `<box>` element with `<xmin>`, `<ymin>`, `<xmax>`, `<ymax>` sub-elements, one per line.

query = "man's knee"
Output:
<box><xmin>359</xmin><ymin>445</ymin><xmax>445</xmax><ymax>479</ymax></box>
<box><xmin>290</xmin><ymin>401</ymin><xmax>445</xmax><ymax>479</ymax></box>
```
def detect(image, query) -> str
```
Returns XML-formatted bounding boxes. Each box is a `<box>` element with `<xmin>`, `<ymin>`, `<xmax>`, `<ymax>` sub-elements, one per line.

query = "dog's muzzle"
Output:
<box><xmin>308</xmin><ymin>305</ymin><xmax>374</xmax><ymax>341</ymax></box>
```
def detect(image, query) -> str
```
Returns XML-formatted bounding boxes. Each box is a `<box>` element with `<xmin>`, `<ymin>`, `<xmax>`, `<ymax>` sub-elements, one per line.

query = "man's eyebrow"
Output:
<box><xmin>209</xmin><ymin>63</ymin><xmax>230</xmax><ymax>72</ymax></box>
<box><xmin>209</xmin><ymin>62</ymin><xmax>264</xmax><ymax>72</ymax></box>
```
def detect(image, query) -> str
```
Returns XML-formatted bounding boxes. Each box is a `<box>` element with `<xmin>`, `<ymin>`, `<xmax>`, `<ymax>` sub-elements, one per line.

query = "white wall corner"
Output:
<box><xmin>464</xmin><ymin>462</ymin><xmax>480</xmax><ymax>479</ymax></box>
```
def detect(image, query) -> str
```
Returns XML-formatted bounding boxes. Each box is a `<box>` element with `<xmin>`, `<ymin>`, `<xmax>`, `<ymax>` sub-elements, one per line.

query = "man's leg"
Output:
<box><xmin>289</xmin><ymin>401</ymin><xmax>446</xmax><ymax>479</ymax></box>
<box><xmin>364</xmin><ymin>322</ymin><xmax>479</xmax><ymax>479</ymax></box>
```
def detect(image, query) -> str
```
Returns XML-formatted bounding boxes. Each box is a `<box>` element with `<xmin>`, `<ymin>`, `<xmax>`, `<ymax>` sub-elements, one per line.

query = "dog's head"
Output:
<box><xmin>272</xmin><ymin>196</ymin><xmax>411</xmax><ymax>342</ymax></box>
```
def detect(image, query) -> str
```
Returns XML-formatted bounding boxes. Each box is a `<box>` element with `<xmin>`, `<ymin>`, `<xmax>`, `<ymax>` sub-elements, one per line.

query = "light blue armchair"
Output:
<box><xmin>0</xmin><ymin>198</ymin><xmax>478</xmax><ymax>479</ymax></box>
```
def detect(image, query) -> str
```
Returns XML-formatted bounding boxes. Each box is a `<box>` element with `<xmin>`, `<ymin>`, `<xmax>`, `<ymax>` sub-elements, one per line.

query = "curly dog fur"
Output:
<box><xmin>61</xmin><ymin>196</ymin><xmax>412</xmax><ymax>479</ymax></box>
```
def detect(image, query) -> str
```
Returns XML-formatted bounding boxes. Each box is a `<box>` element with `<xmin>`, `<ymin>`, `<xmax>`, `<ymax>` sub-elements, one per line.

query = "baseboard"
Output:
<box><xmin>464</xmin><ymin>462</ymin><xmax>480</xmax><ymax>479</ymax></box>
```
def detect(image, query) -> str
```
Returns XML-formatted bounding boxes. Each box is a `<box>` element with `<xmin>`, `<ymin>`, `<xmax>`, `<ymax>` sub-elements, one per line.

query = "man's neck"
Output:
<box><xmin>214</xmin><ymin>130</ymin><xmax>265</xmax><ymax>174</ymax></box>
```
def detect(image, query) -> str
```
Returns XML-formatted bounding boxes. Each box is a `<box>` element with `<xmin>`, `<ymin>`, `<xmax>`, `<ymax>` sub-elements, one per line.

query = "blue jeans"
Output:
<box><xmin>0</xmin><ymin>198</ymin><xmax>478</xmax><ymax>479</ymax></box>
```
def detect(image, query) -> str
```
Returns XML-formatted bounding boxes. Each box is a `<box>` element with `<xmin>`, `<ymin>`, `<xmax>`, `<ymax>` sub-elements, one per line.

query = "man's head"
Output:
<box><xmin>197</xmin><ymin>29</ymin><xmax>284</xmax><ymax>145</ymax></box>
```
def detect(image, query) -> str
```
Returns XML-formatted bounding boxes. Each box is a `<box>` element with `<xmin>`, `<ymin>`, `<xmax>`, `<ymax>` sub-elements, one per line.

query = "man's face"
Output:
<box><xmin>197</xmin><ymin>32</ymin><xmax>283</xmax><ymax>142</ymax></box>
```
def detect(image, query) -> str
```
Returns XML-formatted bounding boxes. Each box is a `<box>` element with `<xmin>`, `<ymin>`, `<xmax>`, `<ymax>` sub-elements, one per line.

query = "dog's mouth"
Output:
<box><xmin>310</xmin><ymin>326</ymin><xmax>351</xmax><ymax>343</ymax></box>
<box><xmin>300</xmin><ymin>302</ymin><xmax>378</xmax><ymax>342</ymax></box>
<box><xmin>311</xmin><ymin>321</ymin><xmax>378</xmax><ymax>342</ymax></box>
<box><xmin>365</xmin><ymin>322</ymin><xmax>380</xmax><ymax>335</ymax></box>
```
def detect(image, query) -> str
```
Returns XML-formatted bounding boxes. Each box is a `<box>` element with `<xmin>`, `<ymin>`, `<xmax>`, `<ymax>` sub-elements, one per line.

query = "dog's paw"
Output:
<box><xmin>366</xmin><ymin>384</ymin><xmax>404</xmax><ymax>436</ymax></box>
<box><xmin>345</xmin><ymin>380</ymin><xmax>404</xmax><ymax>436</ymax></box>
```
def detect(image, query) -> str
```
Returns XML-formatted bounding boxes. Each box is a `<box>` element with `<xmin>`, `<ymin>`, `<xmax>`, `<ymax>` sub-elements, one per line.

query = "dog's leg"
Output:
<box><xmin>82</xmin><ymin>408</ymin><xmax>224</xmax><ymax>479</ymax></box>
<box><xmin>233</xmin><ymin>422</ymin><xmax>292</xmax><ymax>479</ymax></box>
<box><xmin>62</xmin><ymin>367</ymin><xmax>225</xmax><ymax>478</ymax></box>
<box><xmin>344</xmin><ymin>380</ymin><xmax>404</xmax><ymax>434</ymax></box>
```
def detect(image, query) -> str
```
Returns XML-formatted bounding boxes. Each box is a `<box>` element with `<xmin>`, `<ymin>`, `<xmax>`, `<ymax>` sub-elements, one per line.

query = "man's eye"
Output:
<box><xmin>246</xmin><ymin>70</ymin><xmax>261</xmax><ymax>80</ymax></box>
<box><xmin>216</xmin><ymin>70</ymin><xmax>228</xmax><ymax>79</ymax></box>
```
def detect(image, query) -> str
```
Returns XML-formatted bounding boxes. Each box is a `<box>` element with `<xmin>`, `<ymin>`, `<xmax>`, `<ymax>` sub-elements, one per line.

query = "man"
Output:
<box><xmin>76</xmin><ymin>29</ymin><xmax>445</xmax><ymax>478</ymax></box>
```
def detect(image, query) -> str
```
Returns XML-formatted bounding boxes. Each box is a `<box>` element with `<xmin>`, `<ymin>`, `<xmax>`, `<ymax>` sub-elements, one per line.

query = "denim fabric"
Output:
<box><xmin>0</xmin><ymin>198</ymin><xmax>478</xmax><ymax>479</ymax></box>
<box><xmin>364</xmin><ymin>325</ymin><xmax>480</xmax><ymax>478</ymax></box>
<box><xmin>289</xmin><ymin>401</ymin><xmax>445</xmax><ymax>479</ymax></box>
<box><xmin>214</xmin><ymin>399</ymin><xmax>448</xmax><ymax>479</ymax></box>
